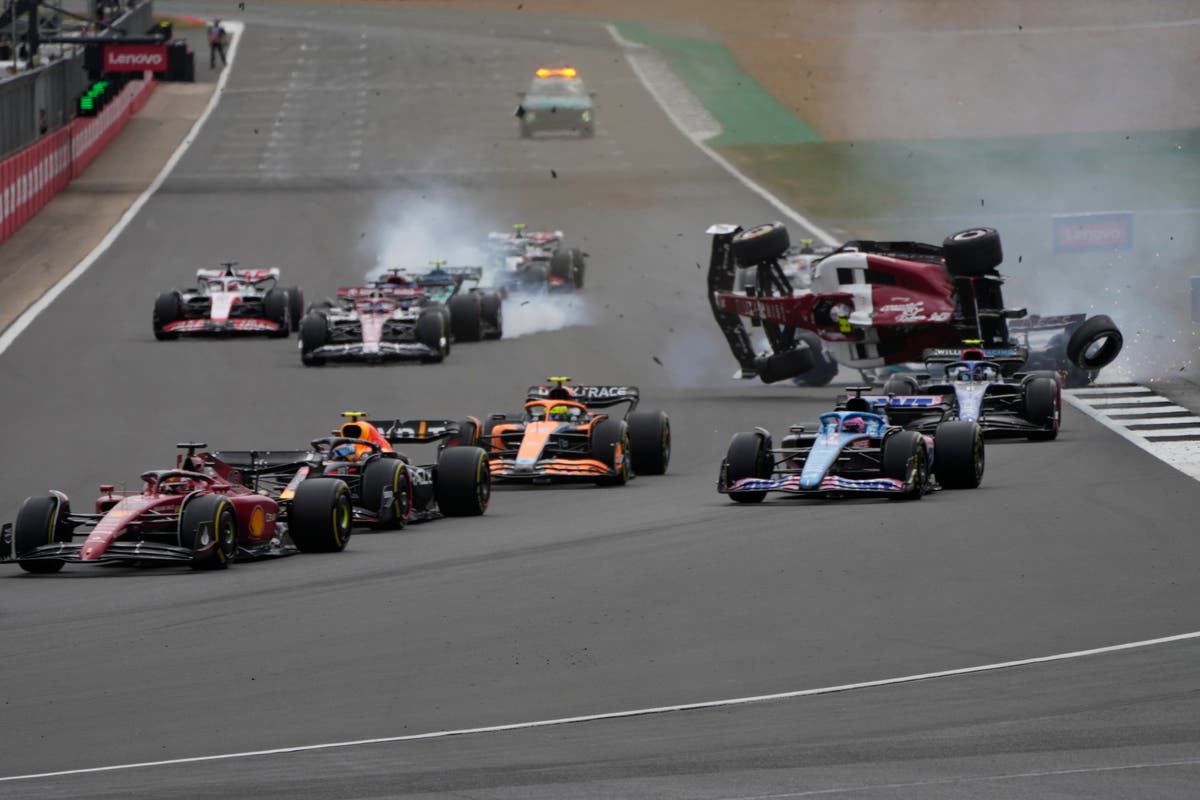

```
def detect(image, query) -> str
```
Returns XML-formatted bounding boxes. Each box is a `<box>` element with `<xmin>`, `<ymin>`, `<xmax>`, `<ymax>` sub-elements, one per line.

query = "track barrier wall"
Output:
<box><xmin>0</xmin><ymin>75</ymin><xmax>156</xmax><ymax>245</ymax></box>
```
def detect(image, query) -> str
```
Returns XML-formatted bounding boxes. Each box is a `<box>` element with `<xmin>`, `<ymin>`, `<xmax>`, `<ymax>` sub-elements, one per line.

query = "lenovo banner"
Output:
<box><xmin>1052</xmin><ymin>212</ymin><xmax>1134</xmax><ymax>253</ymax></box>
<box><xmin>104</xmin><ymin>44</ymin><xmax>167</xmax><ymax>73</ymax></box>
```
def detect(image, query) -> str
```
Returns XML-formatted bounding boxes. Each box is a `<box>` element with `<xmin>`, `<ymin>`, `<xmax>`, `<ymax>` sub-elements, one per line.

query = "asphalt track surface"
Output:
<box><xmin>1</xmin><ymin>5</ymin><xmax>1198</xmax><ymax>797</ymax></box>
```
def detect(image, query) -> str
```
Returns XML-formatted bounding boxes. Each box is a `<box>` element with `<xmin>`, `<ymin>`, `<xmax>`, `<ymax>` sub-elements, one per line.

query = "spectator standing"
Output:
<box><xmin>208</xmin><ymin>18</ymin><xmax>227</xmax><ymax>70</ymax></box>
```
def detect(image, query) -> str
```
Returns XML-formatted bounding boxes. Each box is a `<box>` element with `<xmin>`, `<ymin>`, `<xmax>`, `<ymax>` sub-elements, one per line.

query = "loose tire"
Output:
<box><xmin>724</xmin><ymin>431</ymin><xmax>772</xmax><ymax>503</ymax></box>
<box><xmin>448</xmin><ymin>293</ymin><xmax>483</xmax><ymax>342</ymax></box>
<box><xmin>179</xmin><ymin>495</ymin><xmax>238</xmax><ymax>570</ymax></box>
<box><xmin>755</xmin><ymin>347</ymin><xmax>816</xmax><ymax>384</ymax></box>
<box><xmin>290</xmin><ymin>478</ymin><xmax>353</xmax><ymax>552</ymax></box>
<box><xmin>731</xmin><ymin>222</ymin><xmax>790</xmax><ymax>266</ymax></box>
<box><xmin>883</xmin><ymin>374</ymin><xmax>921</xmax><ymax>395</ymax></box>
<box><xmin>283</xmin><ymin>286</ymin><xmax>305</xmax><ymax>332</ymax></box>
<box><xmin>1023</xmin><ymin>376</ymin><xmax>1060</xmax><ymax>441</ymax></box>
<box><xmin>153</xmin><ymin>291</ymin><xmax>182</xmax><ymax>340</ymax></box>
<box><xmin>362</xmin><ymin>459</ymin><xmax>410</xmax><ymax>529</ymax></box>
<box><xmin>881</xmin><ymin>431</ymin><xmax>927</xmax><ymax>500</ymax></box>
<box><xmin>791</xmin><ymin>330</ymin><xmax>838</xmax><ymax>387</ymax></box>
<box><xmin>592</xmin><ymin>419</ymin><xmax>631</xmax><ymax>486</ymax></box>
<box><xmin>942</xmin><ymin>227</ymin><xmax>1003</xmax><ymax>276</ymax></box>
<box><xmin>299</xmin><ymin>312</ymin><xmax>328</xmax><ymax>366</ymax></box>
<box><xmin>932</xmin><ymin>421</ymin><xmax>985</xmax><ymax>489</ymax></box>
<box><xmin>263</xmin><ymin>288</ymin><xmax>290</xmax><ymax>338</ymax></box>
<box><xmin>1066</xmin><ymin>314</ymin><xmax>1123</xmax><ymax>370</ymax></box>
<box><xmin>435</xmin><ymin>447</ymin><xmax>491</xmax><ymax>516</ymax></box>
<box><xmin>13</xmin><ymin>494</ymin><xmax>73</xmax><ymax>574</ymax></box>
<box><xmin>416</xmin><ymin>311</ymin><xmax>448</xmax><ymax>363</ymax></box>
<box><xmin>627</xmin><ymin>410</ymin><xmax>670</xmax><ymax>475</ymax></box>
<box><xmin>480</xmin><ymin>293</ymin><xmax>503</xmax><ymax>339</ymax></box>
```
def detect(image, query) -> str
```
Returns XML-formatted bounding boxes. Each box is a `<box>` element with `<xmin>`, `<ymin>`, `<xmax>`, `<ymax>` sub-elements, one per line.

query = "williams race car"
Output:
<box><xmin>707</xmin><ymin>223</ymin><xmax>1123</xmax><ymax>387</ymax></box>
<box><xmin>515</xmin><ymin>67</ymin><xmax>595</xmax><ymax>138</ymax></box>
<box><xmin>154</xmin><ymin>263</ymin><xmax>305</xmax><ymax>339</ymax></box>
<box><xmin>479</xmin><ymin>378</ymin><xmax>669</xmax><ymax>485</ymax></box>
<box><xmin>875</xmin><ymin>347</ymin><xmax>1062</xmax><ymax>440</ymax></box>
<box><xmin>718</xmin><ymin>388</ymin><xmax>985</xmax><ymax>503</ymax></box>
<box><xmin>1</xmin><ymin>443</ymin><xmax>350</xmax><ymax>573</ymax></box>
<box><xmin>484</xmin><ymin>224</ymin><xmax>586</xmax><ymax>292</ymax></box>
<box><xmin>210</xmin><ymin>412</ymin><xmax>490</xmax><ymax>527</ymax></box>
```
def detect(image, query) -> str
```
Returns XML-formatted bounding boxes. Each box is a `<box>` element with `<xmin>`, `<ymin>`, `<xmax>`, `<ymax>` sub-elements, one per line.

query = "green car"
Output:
<box><xmin>516</xmin><ymin>68</ymin><xmax>594</xmax><ymax>138</ymax></box>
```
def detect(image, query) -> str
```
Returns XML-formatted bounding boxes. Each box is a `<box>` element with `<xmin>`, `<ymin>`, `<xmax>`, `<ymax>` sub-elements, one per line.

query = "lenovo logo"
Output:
<box><xmin>103</xmin><ymin>45</ymin><xmax>167</xmax><ymax>72</ymax></box>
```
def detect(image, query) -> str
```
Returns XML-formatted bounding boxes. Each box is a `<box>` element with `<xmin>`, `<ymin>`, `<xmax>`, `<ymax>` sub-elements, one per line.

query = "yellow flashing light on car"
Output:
<box><xmin>535</xmin><ymin>67</ymin><xmax>577</xmax><ymax>78</ymax></box>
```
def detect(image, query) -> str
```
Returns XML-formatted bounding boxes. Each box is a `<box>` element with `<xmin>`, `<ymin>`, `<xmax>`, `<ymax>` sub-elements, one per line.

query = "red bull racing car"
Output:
<box><xmin>154</xmin><ymin>262</ymin><xmax>305</xmax><ymax>339</ymax></box>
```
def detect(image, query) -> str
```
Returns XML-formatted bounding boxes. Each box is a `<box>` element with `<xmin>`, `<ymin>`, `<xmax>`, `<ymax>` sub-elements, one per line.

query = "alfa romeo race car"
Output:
<box><xmin>376</xmin><ymin>263</ymin><xmax>503</xmax><ymax>342</ymax></box>
<box><xmin>298</xmin><ymin>283</ymin><xmax>449</xmax><ymax>366</ymax></box>
<box><xmin>515</xmin><ymin>67</ymin><xmax>595</xmax><ymax>138</ymax></box>
<box><xmin>718</xmin><ymin>388</ymin><xmax>985</xmax><ymax>503</ymax></box>
<box><xmin>478</xmin><ymin>378</ymin><xmax>669</xmax><ymax>485</ymax></box>
<box><xmin>873</xmin><ymin>347</ymin><xmax>1062</xmax><ymax>440</ymax></box>
<box><xmin>484</xmin><ymin>224</ymin><xmax>586</xmax><ymax>292</ymax></box>
<box><xmin>1</xmin><ymin>443</ymin><xmax>350</xmax><ymax>574</ymax></box>
<box><xmin>707</xmin><ymin>223</ymin><xmax>1123</xmax><ymax>387</ymax></box>
<box><xmin>154</xmin><ymin>263</ymin><xmax>305</xmax><ymax>339</ymax></box>
<box><xmin>210</xmin><ymin>412</ymin><xmax>490</xmax><ymax>526</ymax></box>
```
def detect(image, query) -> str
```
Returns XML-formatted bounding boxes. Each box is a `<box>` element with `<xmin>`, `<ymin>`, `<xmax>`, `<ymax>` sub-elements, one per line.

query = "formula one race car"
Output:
<box><xmin>707</xmin><ymin>223</ymin><xmax>1123</xmax><ymax>387</ymax></box>
<box><xmin>874</xmin><ymin>346</ymin><xmax>1062</xmax><ymax>440</ymax></box>
<box><xmin>298</xmin><ymin>283</ymin><xmax>449</xmax><ymax>366</ymax></box>
<box><xmin>375</xmin><ymin>263</ymin><xmax>503</xmax><ymax>342</ymax></box>
<box><xmin>718</xmin><ymin>388</ymin><xmax>984</xmax><ymax>503</ymax></box>
<box><xmin>154</xmin><ymin>262</ymin><xmax>305</xmax><ymax>339</ymax></box>
<box><xmin>514</xmin><ymin>67</ymin><xmax>595</xmax><ymax>138</ymax></box>
<box><xmin>484</xmin><ymin>224</ymin><xmax>586</xmax><ymax>292</ymax></box>
<box><xmin>210</xmin><ymin>412</ymin><xmax>490</xmax><ymax>527</ymax></box>
<box><xmin>479</xmin><ymin>378</ymin><xmax>669</xmax><ymax>485</ymax></box>
<box><xmin>1</xmin><ymin>443</ymin><xmax>350</xmax><ymax>573</ymax></box>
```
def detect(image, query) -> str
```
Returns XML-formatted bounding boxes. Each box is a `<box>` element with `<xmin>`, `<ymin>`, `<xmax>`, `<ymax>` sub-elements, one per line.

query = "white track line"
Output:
<box><xmin>1066</xmin><ymin>393</ymin><xmax>1200</xmax><ymax>481</ymax></box>
<box><xmin>2</xmin><ymin>629</ymin><xmax>1199</xmax><ymax>783</ymax></box>
<box><xmin>0</xmin><ymin>22</ymin><xmax>246</xmax><ymax>356</ymax></box>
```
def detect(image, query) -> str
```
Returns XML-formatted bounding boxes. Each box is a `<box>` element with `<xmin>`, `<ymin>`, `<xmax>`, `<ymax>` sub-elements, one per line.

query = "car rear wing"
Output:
<box><xmin>338</xmin><ymin>285</ymin><xmax>423</xmax><ymax>299</ymax></box>
<box><xmin>922</xmin><ymin>345</ymin><xmax>1028</xmax><ymax>374</ymax></box>
<box><xmin>1006</xmin><ymin>313</ymin><xmax>1086</xmax><ymax>331</ymax></box>
<box><xmin>526</xmin><ymin>385</ymin><xmax>640</xmax><ymax>410</ymax></box>
<box><xmin>206</xmin><ymin>450</ymin><xmax>310</xmax><ymax>476</ymax></box>
<box><xmin>197</xmin><ymin>267</ymin><xmax>280</xmax><ymax>282</ymax></box>
<box><xmin>370</xmin><ymin>419</ymin><xmax>472</xmax><ymax>445</ymax></box>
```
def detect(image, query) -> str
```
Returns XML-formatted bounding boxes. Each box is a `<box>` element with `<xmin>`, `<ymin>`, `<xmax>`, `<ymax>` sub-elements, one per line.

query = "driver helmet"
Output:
<box><xmin>842</xmin><ymin>416</ymin><xmax>866</xmax><ymax>434</ymax></box>
<box><xmin>956</xmin><ymin>367</ymin><xmax>973</xmax><ymax>382</ymax></box>
<box><xmin>331</xmin><ymin>443</ymin><xmax>360</xmax><ymax>461</ymax></box>
<box><xmin>161</xmin><ymin>476</ymin><xmax>191</xmax><ymax>494</ymax></box>
<box><xmin>974</xmin><ymin>364</ymin><xmax>997</xmax><ymax>382</ymax></box>
<box><xmin>548</xmin><ymin>404</ymin><xmax>571</xmax><ymax>421</ymax></box>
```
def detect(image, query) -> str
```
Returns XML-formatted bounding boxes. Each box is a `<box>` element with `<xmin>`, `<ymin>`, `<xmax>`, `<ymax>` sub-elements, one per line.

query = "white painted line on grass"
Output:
<box><xmin>2</xmin><ymin>628</ymin><xmax>1198</xmax><ymax>784</ymax></box>
<box><xmin>0</xmin><ymin>22</ymin><xmax>246</xmax><ymax>356</ymax></box>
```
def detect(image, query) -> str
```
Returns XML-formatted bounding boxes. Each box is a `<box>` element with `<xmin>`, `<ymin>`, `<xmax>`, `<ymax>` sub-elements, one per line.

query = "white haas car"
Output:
<box><xmin>153</xmin><ymin>263</ymin><xmax>305</xmax><ymax>340</ymax></box>
<box><xmin>484</xmin><ymin>223</ymin><xmax>586</xmax><ymax>292</ymax></box>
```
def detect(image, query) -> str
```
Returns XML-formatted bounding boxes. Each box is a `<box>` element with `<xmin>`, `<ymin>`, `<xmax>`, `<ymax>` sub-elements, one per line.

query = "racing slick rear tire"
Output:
<box><xmin>362</xmin><ymin>459</ymin><xmax>410</xmax><ymax>529</ymax></box>
<box><xmin>1066</xmin><ymin>314</ymin><xmax>1123</xmax><ymax>370</ymax></box>
<box><xmin>263</xmin><ymin>288</ymin><xmax>291</xmax><ymax>338</ymax></box>
<box><xmin>755</xmin><ymin>347</ymin><xmax>816</xmax><ymax>384</ymax></box>
<box><xmin>549</xmin><ymin>249</ymin><xmax>573</xmax><ymax>284</ymax></box>
<box><xmin>290</xmin><ymin>478</ymin><xmax>353</xmax><ymax>552</ymax></box>
<box><xmin>628</xmin><ymin>410</ymin><xmax>670</xmax><ymax>475</ymax></box>
<box><xmin>13</xmin><ymin>494</ymin><xmax>73</xmax><ymax>573</ymax></box>
<box><xmin>883</xmin><ymin>374</ymin><xmax>921</xmax><ymax>395</ymax></box>
<box><xmin>283</xmin><ymin>286</ymin><xmax>305</xmax><ymax>332</ymax></box>
<box><xmin>568</xmin><ymin>248</ymin><xmax>586</xmax><ymax>289</ymax></box>
<box><xmin>480</xmin><ymin>292</ymin><xmax>503</xmax><ymax>339</ymax></box>
<box><xmin>731</xmin><ymin>222</ymin><xmax>790</xmax><ymax>266</ymax></box>
<box><xmin>153</xmin><ymin>291</ymin><xmax>182</xmax><ymax>340</ymax></box>
<box><xmin>446</xmin><ymin>419</ymin><xmax>480</xmax><ymax>448</ymax></box>
<box><xmin>592</xmin><ymin>419</ymin><xmax>631</xmax><ymax>486</ymax></box>
<box><xmin>791</xmin><ymin>330</ymin><xmax>839</xmax><ymax>387</ymax></box>
<box><xmin>448</xmin><ymin>293</ymin><xmax>484</xmax><ymax>342</ymax></box>
<box><xmin>724</xmin><ymin>431</ymin><xmax>772</xmax><ymax>503</ymax></box>
<box><xmin>179</xmin><ymin>495</ymin><xmax>238</xmax><ymax>570</ymax></box>
<box><xmin>882</xmin><ymin>431</ymin><xmax>928</xmax><ymax>501</ymax></box>
<box><xmin>943</xmin><ymin>228</ymin><xmax>1003</xmax><ymax>276</ymax></box>
<box><xmin>932</xmin><ymin>421</ymin><xmax>985</xmax><ymax>489</ymax></box>
<box><xmin>435</xmin><ymin>447</ymin><xmax>491</xmax><ymax>517</ymax></box>
<box><xmin>417</xmin><ymin>311</ymin><xmax>449</xmax><ymax>363</ymax></box>
<box><xmin>1023</xmin><ymin>376</ymin><xmax>1060</xmax><ymax>441</ymax></box>
<box><xmin>299</xmin><ymin>313</ymin><xmax>328</xmax><ymax>366</ymax></box>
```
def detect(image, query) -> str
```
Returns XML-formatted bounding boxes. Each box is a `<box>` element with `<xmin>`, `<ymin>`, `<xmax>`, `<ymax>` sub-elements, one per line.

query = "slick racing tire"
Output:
<box><xmin>179</xmin><ymin>495</ymin><xmax>238</xmax><ymax>570</ymax></box>
<box><xmin>480</xmin><ymin>292</ymin><xmax>503</xmax><ymax>339</ymax></box>
<box><xmin>627</xmin><ymin>410</ymin><xmax>671</xmax><ymax>475</ymax></box>
<box><xmin>299</xmin><ymin>313</ymin><xmax>328</xmax><ymax>366</ymax></box>
<box><xmin>569</xmin><ymin>248</ymin><xmax>587</xmax><ymax>289</ymax></box>
<box><xmin>448</xmin><ymin>293</ymin><xmax>483</xmax><ymax>342</ymax></box>
<box><xmin>943</xmin><ymin>227</ymin><xmax>1003</xmax><ymax>276</ymax></box>
<box><xmin>446</xmin><ymin>418</ymin><xmax>480</xmax><ymax>449</ymax></box>
<box><xmin>592</xmin><ymin>419</ymin><xmax>631</xmax><ymax>486</ymax></box>
<box><xmin>755</xmin><ymin>347</ymin><xmax>816</xmax><ymax>384</ymax></box>
<box><xmin>263</xmin><ymin>288</ymin><xmax>291</xmax><ymax>338</ymax></box>
<box><xmin>1023</xmin><ymin>376</ymin><xmax>1060</xmax><ymax>441</ymax></box>
<box><xmin>881</xmin><ymin>431</ymin><xmax>928</xmax><ymax>500</ymax></box>
<box><xmin>283</xmin><ymin>286</ymin><xmax>305</xmax><ymax>332</ymax></box>
<box><xmin>1066</xmin><ymin>314</ymin><xmax>1123</xmax><ymax>370</ymax></box>
<box><xmin>524</xmin><ymin>262</ymin><xmax>551</xmax><ymax>290</ymax></box>
<box><xmin>791</xmin><ymin>330</ymin><xmax>839</xmax><ymax>387</ymax></box>
<box><xmin>731</xmin><ymin>222</ymin><xmax>790</xmax><ymax>266</ymax></box>
<box><xmin>435</xmin><ymin>447</ymin><xmax>491</xmax><ymax>517</ymax></box>
<box><xmin>290</xmin><ymin>478</ymin><xmax>353</xmax><ymax>552</ymax></box>
<box><xmin>549</xmin><ymin>249</ymin><xmax>573</xmax><ymax>283</ymax></box>
<box><xmin>13</xmin><ymin>494</ymin><xmax>73</xmax><ymax>574</ymax></box>
<box><xmin>932</xmin><ymin>421</ymin><xmax>985</xmax><ymax>489</ymax></box>
<box><xmin>724</xmin><ymin>431</ymin><xmax>772</xmax><ymax>504</ymax></box>
<box><xmin>882</xmin><ymin>374</ymin><xmax>921</xmax><ymax>395</ymax></box>
<box><xmin>153</xmin><ymin>291</ymin><xmax>182</xmax><ymax>340</ymax></box>
<box><xmin>417</xmin><ymin>311</ymin><xmax>449</xmax><ymax>363</ymax></box>
<box><xmin>362</xmin><ymin>458</ymin><xmax>410</xmax><ymax>529</ymax></box>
